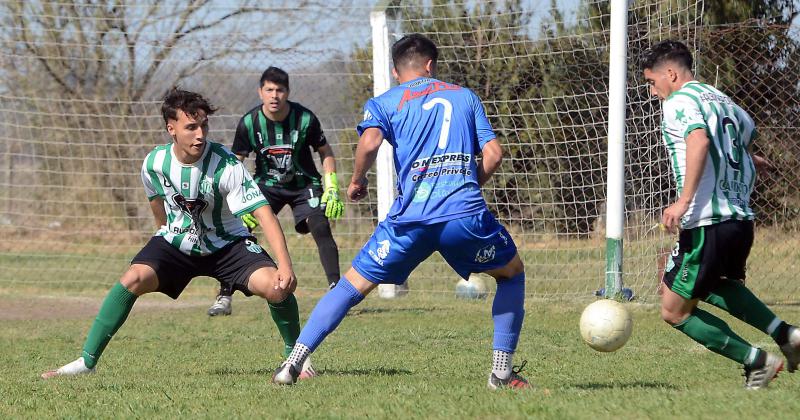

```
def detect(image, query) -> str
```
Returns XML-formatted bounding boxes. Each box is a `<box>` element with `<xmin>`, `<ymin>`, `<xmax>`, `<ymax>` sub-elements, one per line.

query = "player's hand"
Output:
<box><xmin>241</xmin><ymin>213</ymin><xmax>259</xmax><ymax>232</ymax></box>
<box><xmin>274</xmin><ymin>266</ymin><xmax>297</xmax><ymax>293</ymax></box>
<box><xmin>752</xmin><ymin>154</ymin><xmax>774</xmax><ymax>174</ymax></box>
<box><xmin>347</xmin><ymin>177</ymin><xmax>369</xmax><ymax>202</ymax></box>
<box><xmin>321</xmin><ymin>172</ymin><xmax>344</xmax><ymax>220</ymax></box>
<box><xmin>661</xmin><ymin>200</ymin><xmax>689</xmax><ymax>234</ymax></box>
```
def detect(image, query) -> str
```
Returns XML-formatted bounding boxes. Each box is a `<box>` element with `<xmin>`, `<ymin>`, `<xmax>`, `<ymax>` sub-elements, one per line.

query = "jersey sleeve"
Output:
<box><xmin>663</xmin><ymin>94</ymin><xmax>707</xmax><ymax>139</ymax></box>
<box><xmin>357</xmin><ymin>98</ymin><xmax>391</xmax><ymax>141</ymax></box>
<box><xmin>230</xmin><ymin>117</ymin><xmax>253</xmax><ymax>157</ymax></box>
<box><xmin>307</xmin><ymin>114</ymin><xmax>328</xmax><ymax>151</ymax></box>
<box><xmin>140</xmin><ymin>155</ymin><xmax>159</xmax><ymax>201</ymax></box>
<box><xmin>219</xmin><ymin>158</ymin><xmax>268</xmax><ymax>217</ymax></box>
<box><xmin>470</xmin><ymin>90</ymin><xmax>497</xmax><ymax>149</ymax></box>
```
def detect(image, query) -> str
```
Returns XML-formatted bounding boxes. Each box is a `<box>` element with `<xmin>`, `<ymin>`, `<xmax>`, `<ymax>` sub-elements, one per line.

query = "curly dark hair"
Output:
<box><xmin>161</xmin><ymin>87</ymin><xmax>217</xmax><ymax>124</ymax></box>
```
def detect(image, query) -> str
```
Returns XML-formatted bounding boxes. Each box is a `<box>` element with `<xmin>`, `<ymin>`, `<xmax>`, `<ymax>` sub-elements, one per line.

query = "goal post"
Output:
<box><xmin>604</xmin><ymin>0</ymin><xmax>629</xmax><ymax>299</ymax></box>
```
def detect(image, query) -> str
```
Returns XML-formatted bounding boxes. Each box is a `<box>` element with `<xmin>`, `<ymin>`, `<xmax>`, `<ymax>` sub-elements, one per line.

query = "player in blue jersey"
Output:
<box><xmin>271</xmin><ymin>34</ymin><xmax>529</xmax><ymax>389</ymax></box>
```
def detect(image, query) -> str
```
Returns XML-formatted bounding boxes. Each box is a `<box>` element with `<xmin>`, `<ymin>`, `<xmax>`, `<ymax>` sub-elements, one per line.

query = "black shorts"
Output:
<box><xmin>662</xmin><ymin>219</ymin><xmax>753</xmax><ymax>299</ymax></box>
<box><xmin>260</xmin><ymin>184</ymin><xmax>325</xmax><ymax>234</ymax></box>
<box><xmin>131</xmin><ymin>236</ymin><xmax>276</xmax><ymax>299</ymax></box>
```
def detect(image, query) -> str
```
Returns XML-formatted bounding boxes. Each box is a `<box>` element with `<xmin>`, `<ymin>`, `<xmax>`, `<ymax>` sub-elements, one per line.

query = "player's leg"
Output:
<box><xmin>291</xmin><ymin>187</ymin><xmax>341</xmax><ymax>289</ymax></box>
<box><xmin>307</xmin><ymin>213</ymin><xmax>341</xmax><ymax>289</ymax></box>
<box><xmin>42</xmin><ymin>236</ymin><xmax>191</xmax><ymax>378</ymax></box>
<box><xmin>41</xmin><ymin>265</ymin><xmax>156</xmax><ymax>379</ymax></box>
<box><xmin>247</xmin><ymin>265</ymin><xmax>301</xmax><ymax>356</ymax></box>
<box><xmin>210</xmin><ymin>237</ymin><xmax>299</xmax><ymax>357</ymax></box>
<box><xmin>207</xmin><ymin>282</ymin><xmax>233</xmax><ymax>317</ymax></box>
<box><xmin>273</xmin><ymin>267</ymin><xmax>376</xmax><ymax>383</ymax></box>
<box><xmin>484</xmin><ymin>254</ymin><xmax>527</xmax><ymax>389</ymax></box>
<box><xmin>698</xmin><ymin>221</ymin><xmax>799</xmax><ymax>370</ymax></box>
<box><xmin>662</xmin><ymin>223</ymin><xmax>782</xmax><ymax>388</ymax></box>
<box><xmin>439</xmin><ymin>211</ymin><xmax>529</xmax><ymax>389</ymax></box>
<box><xmin>273</xmin><ymin>221</ymin><xmax>434</xmax><ymax>385</ymax></box>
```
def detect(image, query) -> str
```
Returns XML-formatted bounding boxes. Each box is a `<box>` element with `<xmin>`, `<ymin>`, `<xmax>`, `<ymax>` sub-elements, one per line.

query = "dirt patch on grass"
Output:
<box><xmin>0</xmin><ymin>295</ymin><xmax>209</xmax><ymax>321</ymax></box>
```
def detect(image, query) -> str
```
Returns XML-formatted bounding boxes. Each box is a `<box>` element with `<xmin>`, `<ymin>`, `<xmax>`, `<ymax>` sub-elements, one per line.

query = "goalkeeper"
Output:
<box><xmin>208</xmin><ymin>66</ymin><xmax>343</xmax><ymax>316</ymax></box>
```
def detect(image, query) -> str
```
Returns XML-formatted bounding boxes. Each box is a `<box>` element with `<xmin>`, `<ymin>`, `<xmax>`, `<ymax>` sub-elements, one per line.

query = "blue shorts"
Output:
<box><xmin>352</xmin><ymin>211</ymin><xmax>517</xmax><ymax>284</ymax></box>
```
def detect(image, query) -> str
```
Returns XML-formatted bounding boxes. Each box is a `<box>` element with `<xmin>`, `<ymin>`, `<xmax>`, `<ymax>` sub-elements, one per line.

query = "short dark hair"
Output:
<box><xmin>161</xmin><ymin>87</ymin><xmax>216</xmax><ymax>124</ymax></box>
<box><xmin>260</xmin><ymin>66</ymin><xmax>289</xmax><ymax>89</ymax></box>
<box><xmin>391</xmin><ymin>33</ymin><xmax>438</xmax><ymax>71</ymax></box>
<box><xmin>641</xmin><ymin>40</ymin><xmax>693</xmax><ymax>70</ymax></box>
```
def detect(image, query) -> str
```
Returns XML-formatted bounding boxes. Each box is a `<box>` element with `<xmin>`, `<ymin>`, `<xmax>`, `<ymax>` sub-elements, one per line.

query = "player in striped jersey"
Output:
<box><xmin>207</xmin><ymin>67</ymin><xmax>343</xmax><ymax>317</ymax></box>
<box><xmin>643</xmin><ymin>40</ymin><xmax>800</xmax><ymax>389</ymax></box>
<box><xmin>42</xmin><ymin>88</ymin><xmax>315</xmax><ymax>379</ymax></box>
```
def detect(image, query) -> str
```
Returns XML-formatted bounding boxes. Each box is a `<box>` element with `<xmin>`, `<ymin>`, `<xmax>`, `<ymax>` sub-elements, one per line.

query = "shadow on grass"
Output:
<box><xmin>318</xmin><ymin>367</ymin><xmax>413</xmax><ymax>377</ymax></box>
<box><xmin>568</xmin><ymin>381</ymin><xmax>677</xmax><ymax>390</ymax></box>
<box><xmin>212</xmin><ymin>366</ymin><xmax>412</xmax><ymax>377</ymax></box>
<box><xmin>347</xmin><ymin>307</ymin><xmax>436</xmax><ymax>316</ymax></box>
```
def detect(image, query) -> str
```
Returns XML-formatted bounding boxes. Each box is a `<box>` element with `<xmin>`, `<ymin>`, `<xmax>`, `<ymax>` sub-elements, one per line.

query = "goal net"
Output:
<box><xmin>2</xmin><ymin>0</ymin><xmax>798</xmax><ymax>302</ymax></box>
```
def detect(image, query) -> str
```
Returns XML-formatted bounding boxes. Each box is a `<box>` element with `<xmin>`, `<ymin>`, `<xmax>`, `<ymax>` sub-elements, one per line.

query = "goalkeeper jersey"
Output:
<box><xmin>231</xmin><ymin>102</ymin><xmax>327</xmax><ymax>190</ymax></box>
<box><xmin>661</xmin><ymin>81</ymin><xmax>757</xmax><ymax>229</ymax></box>
<box><xmin>141</xmin><ymin>141</ymin><xmax>268</xmax><ymax>256</ymax></box>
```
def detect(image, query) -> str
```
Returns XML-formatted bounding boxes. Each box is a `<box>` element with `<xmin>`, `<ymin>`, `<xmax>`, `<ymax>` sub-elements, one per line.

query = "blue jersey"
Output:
<box><xmin>357</xmin><ymin>77</ymin><xmax>496</xmax><ymax>225</ymax></box>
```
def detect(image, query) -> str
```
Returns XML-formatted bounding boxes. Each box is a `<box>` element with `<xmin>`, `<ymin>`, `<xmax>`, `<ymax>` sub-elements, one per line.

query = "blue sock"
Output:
<box><xmin>297</xmin><ymin>277</ymin><xmax>365</xmax><ymax>352</ymax></box>
<box><xmin>492</xmin><ymin>272</ymin><xmax>525</xmax><ymax>352</ymax></box>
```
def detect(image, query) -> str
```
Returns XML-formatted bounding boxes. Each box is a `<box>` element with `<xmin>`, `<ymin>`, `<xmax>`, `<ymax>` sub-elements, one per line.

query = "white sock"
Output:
<box><xmin>286</xmin><ymin>343</ymin><xmax>311</xmax><ymax>369</ymax></box>
<box><xmin>492</xmin><ymin>350</ymin><xmax>513</xmax><ymax>380</ymax></box>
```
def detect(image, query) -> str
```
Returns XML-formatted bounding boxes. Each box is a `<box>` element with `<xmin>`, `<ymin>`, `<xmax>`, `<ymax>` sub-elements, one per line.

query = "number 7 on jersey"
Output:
<box><xmin>423</xmin><ymin>98</ymin><xmax>452</xmax><ymax>149</ymax></box>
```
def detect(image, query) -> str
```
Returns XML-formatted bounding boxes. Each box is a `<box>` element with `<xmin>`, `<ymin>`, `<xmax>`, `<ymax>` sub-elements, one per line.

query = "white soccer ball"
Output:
<box><xmin>579</xmin><ymin>299</ymin><xmax>633</xmax><ymax>352</ymax></box>
<box><xmin>455</xmin><ymin>274</ymin><xmax>489</xmax><ymax>300</ymax></box>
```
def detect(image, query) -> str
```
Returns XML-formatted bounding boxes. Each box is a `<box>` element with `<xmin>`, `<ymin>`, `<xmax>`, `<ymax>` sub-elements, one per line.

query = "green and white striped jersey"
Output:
<box><xmin>141</xmin><ymin>141</ymin><xmax>268</xmax><ymax>256</ymax></box>
<box><xmin>661</xmin><ymin>81</ymin><xmax>757</xmax><ymax>229</ymax></box>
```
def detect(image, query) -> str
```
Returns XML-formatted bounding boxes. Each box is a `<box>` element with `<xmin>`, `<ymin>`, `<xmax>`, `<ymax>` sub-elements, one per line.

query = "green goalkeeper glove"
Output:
<box><xmin>241</xmin><ymin>213</ymin><xmax>259</xmax><ymax>232</ymax></box>
<box><xmin>321</xmin><ymin>172</ymin><xmax>344</xmax><ymax>220</ymax></box>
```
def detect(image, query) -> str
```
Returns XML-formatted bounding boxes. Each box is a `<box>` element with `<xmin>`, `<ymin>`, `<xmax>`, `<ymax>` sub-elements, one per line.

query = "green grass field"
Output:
<box><xmin>3</xmin><ymin>288</ymin><xmax>800</xmax><ymax>419</ymax></box>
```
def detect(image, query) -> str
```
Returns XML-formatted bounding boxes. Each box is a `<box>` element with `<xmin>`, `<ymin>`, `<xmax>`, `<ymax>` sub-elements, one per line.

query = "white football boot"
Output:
<box><xmin>207</xmin><ymin>295</ymin><xmax>232</xmax><ymax>316</ymax></box>
<box><xmin>41</xmin><ymin>357</ymin><xmax>96</xmax><ymax>379</ymax></box>
<box><xmin>744</xmin><ymin>352</ymin><xmax>783</xmax><ymax>390</ymax></box>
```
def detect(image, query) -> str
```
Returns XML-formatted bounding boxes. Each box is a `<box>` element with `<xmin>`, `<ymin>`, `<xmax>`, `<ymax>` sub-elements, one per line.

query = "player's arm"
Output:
<box><xmin>317</xmin><ymin>143</ymin><xmax>336</xmax><ymax>174</ymax></box>
<box><xmin>662</xmin><ymin>128</ymin><xmax>709</xmax><ymax>232</ymax></box>
<box><xmin>148</xmin><ymin>198</ymin><xmax>167</xmax><ymax>228</ymax></box>
<box><xmin>231</xmin><ymin>117</ymin><xmax>252</xmax><ymax>164</ymax></box>
<box><xmin>477</xmin><ymin>139</ymin><xmax>503</xmax><ymax>186</ymax></box>
<box><xmin>348</xmin><ymin>127</ymin><xmax>383</xmax><ymax>201</ymax></box>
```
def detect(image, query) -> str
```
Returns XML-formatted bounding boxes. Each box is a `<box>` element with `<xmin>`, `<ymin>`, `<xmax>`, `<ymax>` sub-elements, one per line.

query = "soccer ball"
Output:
<box><xmin>579</xmin><ymin>299</ymin><xmax>633</xmax><ymax>352</ymax></box>
<box><xmin>455</xmin><ymin>274</ymin><xmax>489</xmax><ymax>299</ymax></box>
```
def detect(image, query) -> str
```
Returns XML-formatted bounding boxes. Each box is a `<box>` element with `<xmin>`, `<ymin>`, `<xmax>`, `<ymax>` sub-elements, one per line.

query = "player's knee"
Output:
<box><xmin>307</xmin><ymin>213</ymin><xmax>333</xmax><ymax>239</ymax></box>
<box><xmin>262</xmin><ymin>287</ymin><xmax>291</xmax><ymax>304</ymax></box>
<box><xmin>660</xmin><ymin>306</ymin><xmax>688</xmax><ymax>326</ymax></box>
<box><xmin>119</xmin><ymin>265</ymin><xmax>158</xmax><ymax>296</ymax></box>
<box><xmin>489</xmin><ymin>254</ymin><xmax>524</xmax><ymax>280</ymax></box>
<box><xmin>508</xmin><ymin>255</ymin><xmax>524</xmax><ymax>275</ymax></box>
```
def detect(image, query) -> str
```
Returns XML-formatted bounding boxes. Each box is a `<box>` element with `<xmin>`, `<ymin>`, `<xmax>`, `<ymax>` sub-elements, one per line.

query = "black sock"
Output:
<box><xmin>775</xmin><ymin>322</ymin><xmax>791</xmax><ymax>346</ymax></box>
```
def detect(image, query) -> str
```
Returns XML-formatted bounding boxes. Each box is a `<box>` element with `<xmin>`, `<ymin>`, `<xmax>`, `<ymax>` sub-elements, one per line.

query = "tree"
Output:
<box><xmin>0</xmin><ymin>0</ymin><xmax>325</xmax><ymax>231</ymax></box>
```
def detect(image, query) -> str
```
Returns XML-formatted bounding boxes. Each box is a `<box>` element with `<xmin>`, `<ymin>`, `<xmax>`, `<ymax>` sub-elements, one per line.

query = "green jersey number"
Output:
<box><xmin>722</xmin><ymin>116</ymin><xmax>743</xmax><ymax>170</ymax></box>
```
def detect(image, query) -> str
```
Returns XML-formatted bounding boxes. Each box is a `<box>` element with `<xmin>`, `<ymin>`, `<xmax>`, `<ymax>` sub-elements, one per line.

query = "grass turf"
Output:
<box><xmin>2</xmin><ymin>291</ymin><xmax>800</xmax><ymax>419</ymax></box>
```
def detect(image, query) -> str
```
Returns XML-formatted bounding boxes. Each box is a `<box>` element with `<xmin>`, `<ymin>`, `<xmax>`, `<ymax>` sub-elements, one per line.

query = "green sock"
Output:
<box><xmin>82</xmin><ymin>282</ymin><xmax>137</xmax><ymax>368</ymax></box>
<box><xmin>268</xmin><ymin>293</ymin><xmax>301</xmax><ymax>358</ymax></box>
<box><xmin>673</xmin><ymin>308</ymin><xmax>762</xmax><ymax>367</ymax></box>
<box><xmin>704</xmin><ymin>280</ymin><xmax>788</xmax><ymax>343</ymax></box>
